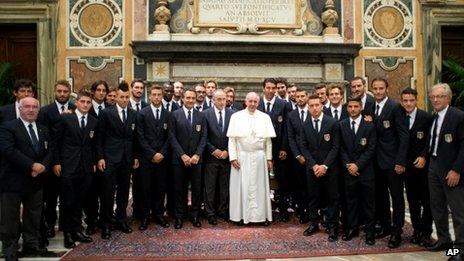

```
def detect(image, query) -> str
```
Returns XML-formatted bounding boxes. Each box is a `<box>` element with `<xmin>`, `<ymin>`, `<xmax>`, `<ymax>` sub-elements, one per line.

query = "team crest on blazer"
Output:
<box><xmin>196</xmin><ymin>124</ymin><xmax>201</xmax><ymax>132</ymax></box>
<box><xmin>445</xmin><ymin>134</ymin><xmax>453</xmax><ymax>143</ymax></box>
<box><xmin>383</xmin><ymin>120</ymin><xmax>390</xmax><ymax>128</ymax></box>
<box><xmin>163</xmin><ymin>123</ymin><xmax>168</xmax><ymax>130</ymax></box>
<box><xmin>324</xmin><ymin>133</ymin><xmax>331</xmax><ymax>141</ymax></box>
<box><xmin>360</xmin><ymin>138</ymin><xmax>367</xmax><ymax>146</ymax></box>
<box><xmin>131</xmin><ymin>123</ymin><xmax>135</xmax><ymax>130</ymax></box>
<box><xmin>44</xmin><ymin>141</ymin><xmax>48</xmax><ymax>150</ymax></box>
<box><xmin>89</xmin><ymin>130</ymin><xmax>94</xmax><ymax>138</ymax></box>
<box><xmin>416</xmin><ymin>131</ymin><xmax>424</xmax><ymax>139</ymax></box>
<box><xmin>278</xmin><ymin>115</ymin><xmax>283</xmax><ymax>123</ymax></box>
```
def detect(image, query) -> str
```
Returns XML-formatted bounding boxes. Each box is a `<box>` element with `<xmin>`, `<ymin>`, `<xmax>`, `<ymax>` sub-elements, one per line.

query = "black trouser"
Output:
<box><xmin>172</xmin><ymin>164</ymin><xmax>202</xmax><ymax>219</ymax></box>
<box><xmin>100</xmin><ymin>161</ymin><xmax>131</xmax><ymax>228</ymax></box>
<box><xmin>139</xmin><ymin>160</ymin><xmax>168</xmax><ymax>219</ymax></box>
<box><xmin>307</xmin><ymin>168</ymin><xmax>339</xmax><ymax>228</ymax></box>
<box><xmin>374</xmin><ymin>164</ymin><xmax>405</xmax><ymax>234</ymax></box>
<box><xmin>275</xmin><ymin>157</ymin><xmax>291</xmax><ymax>211</ymax></box>
<box><xmin>131</xmin><ymin>167</ymin><xmax>143</xmax><ymax>220</ymax></box>
<box><xmin>344</xmin><ymin>169</ymin><xmax>375</xmax><ymax>235</ymax></box>
<box><xmin>83</xmin><ymin>171</ymin><xmax>100</xmax><ymax>228</ymax></box>
<box><xmin>429</xmin><ymin>158</ymin><xmax>464</xmax><ymax>251</ymax></box>
<box><xmin>43</xmin><ymin>174</ymin><xmax>61</xmax><ymax>229</ymax></box>
<box><xmin>291</xmin><ymin>160</ymin><xmax>308</xmax><ymax>215</ymax></box>
<box><xmin>203</xmin><ymin>160</ymin><xmax>230</xmax><ymax>217</ymax></box>
<box><xmin>1</xmin><ymin>189</ymin><xmax>43</xmax><ymax>258</ymax></box>
<box><xmin>60</xmin><ymin>172</ymin><xmax>92</xmax><ymax>233</ymax></box>
<box><xmin>404</xmin><ymin>164</ymin><xmax>433</xmax><ymax>236</ymax></box>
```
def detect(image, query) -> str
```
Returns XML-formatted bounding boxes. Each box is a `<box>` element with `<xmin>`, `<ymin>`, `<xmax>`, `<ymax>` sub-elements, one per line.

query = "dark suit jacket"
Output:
<box><xmin>168</xmin><ymin>108</ymin><xmax>207</xmax><ymax>165</ymax></box>
<box><xmin>298</xmin><ymin>114</ymin><xmax>340</xmax><ymax>169</ymax></box>
<box><xmin>163</xmin><ymin>100</ymin><xmax>180</xmax><ymax>112</ymax></box>
<box><xmin>258</xmin><ymin>97</ymin><xmax>288</xmax><ymax>156</ymax></box>
<box><xmin>97</xmin><ymin>106</ymin><xmax>138</xmax><ymax>164</ymax></box>
<box><xmin>339</xmin><ymin>118</ymin><xmax>377</xmax><ymax>174</ymax></box>
<box><xmin>405</xmin><ymin>108</ymin><xmax>433</xmax><ymax>164</ymax></box>
<box><xmin>203</xmin><ymin>107</ymin><xmax>233</xmax><ymax>163</ymax></box>
<box><xmin>285</xmin><ymin>101</ymin><xmax>297</xmax><ymax>112</ymax></box>
<box><xmin>38</xmin><ymin>102</ymin><xmax>77</xmax><ymax>133</ymax></box>
<box><xmin>286</xmin><ymin>108</ymin><xmax>307</xmax><ymax>157</ymax></box>
<box><xmin>128</xmin><ymin>100</ymin><xmax>148</xmax><ymax>111</ymax></box>
<box><xmin>89</xmin><ymin>102</ymin><xmax>109</xmax><ymax>118</ymax></box>
<box><xmin>52</xmin><ymin>112</ymin><xmax>98</xmax><ymax>176</ymax></box>
<box><xmin>0</xmin><ymin>103</ymin><xmax>17</xmax><ymax>123</ymax></box>
<box><xmin>137</xmin><ymin>106</ymin><xmax>171</xmax><ymax>163</ymax></box>
<box><xmin>372</xmin><ymin>98</ymin><xmax>409</xmax><ymax>169</ymax></box>
<box><xmin>228</xmin><ymin>102</ymin><xmax>243</xmax><ymax>112</ymax></box>
<box><xmin>0</xmin><ymin>119</ymin><xmax>52</xmax><ymax>193</ymax></box>
<box><xmin>363</xmin><ymin>94</ymin><xmax>376</xmax><ymax>116</ymax></box>
<box><xmin>427</xmin><ymin>106</ymin><xmax>464</xmax><ymax>174</ymax></box>
<box><xmin>323</xmin><ymin>105</ymin><xmax>348</xmax><ymax>121</ymax></box>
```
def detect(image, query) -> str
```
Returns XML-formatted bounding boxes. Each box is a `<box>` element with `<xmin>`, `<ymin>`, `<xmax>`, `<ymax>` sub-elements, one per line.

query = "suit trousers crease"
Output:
<box><xmin>306</xmin><ymin>169</ymin><xmax>339</xmax><ymax>227</ymax></box>
<box><xmin>344</xmin><ymin>171</ymin><xmax>375</xmax><ymax>233</ymax></box>
<box><xmin>203</xmin><ymin>160</ymin><xmax>230</xmax><ymax>217</ymax></box>
<box><xmin>139</xmin><ymin>160</ymin><xmax>168</xmax><ymax>219</ymax></box>
<box><xmin>172</xmin><ymin>164</ymin><xmax>202</xmax><ymax>219</ymax></box>
<box><xmin>60</xmin><ymin>172</ymin><xmax>92</xmax><ymax>233</ymax></box>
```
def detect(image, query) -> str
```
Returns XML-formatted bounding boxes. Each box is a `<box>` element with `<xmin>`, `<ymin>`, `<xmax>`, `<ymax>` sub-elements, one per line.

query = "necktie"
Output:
<box><xmin>314</xmin><ymin>119</ymin><xmax>320</xmax><ymax>133</ymax></box>
<box><xmin>375</xmin><ymin>104</ymin><xmax>380</xmax><ymax>117</ymax></box>
<box><xmin>196</xmin><ymin>105</ymin><xmax>201</xmax><ymax>111</ymax></box>
<box><xmin>334</xmin><ymin>109</ymin><xmax>339</xmax><ymax>121</ymax></box>
<box><xmin>300</xmin><ymin>110</ymin><xmax>305</xmax><ymax>123</ymax></box>
<box><xmin>28</xmin><ymin>123</ymin><xmax>39</xmax><ymax>152</ymax></box>
<box><xmin>61</xmin><ymin>105</ymin><xmax>65</xmax><ymax>113</ymax></box>
<box><xmin>187</xmin><ymin>110</ymin><xmax>192</xmax><ymax>125</ymax></box>
<box><xmin>98</xmin><ymin>105</ymin><xmax>102</xmax><ymax>115</ymax></box>
<box><xmin>209</xmin><ymin>100</ymin><xmax>212</xmax><ymax>107</ymax></box>
<box><xmin>80</xmin><ymin>116</ymin><xmax>86</xmax><ymax>130</ymax></box>
<box><xmin>218</xmin><ymin>111</ymin><xmax>224</xmax><ymax>132</ymax></box>
<box><xmin>407</xmin><ymin>115</ymin><xmax>411</xmax><ymax>130</ymax></box>
<box><xmin>122</xmin><ymin>109</ymin><xmax>126</xmax><ymax>123</ymax></box>
<box><xmin>430</xmin><ymin>114</ymin><xmax>439</xmax><ymax>155</ymax></box>
<box><xmin>351</xmin><ymin>120</ymin><xmax>356</xmax><ymax>135</ymax></box>
<box><xmin>156</xmin><ymin>108</ymin><xmax>160</xmax><ymax>120</ymax></box>
<box><xmin>136</xmin><ymin>103</ymin><xmax>140</xmax><ymax>111</ymax></box>
<box><xmin>266</xmin><ymin>102</ymin><xmax>271</xmax><ymax>114</ymax></box>
<box><xmin>166</xmin><ymin>103</ymin><xmax>170</xmax><ymax>111</ymax></box>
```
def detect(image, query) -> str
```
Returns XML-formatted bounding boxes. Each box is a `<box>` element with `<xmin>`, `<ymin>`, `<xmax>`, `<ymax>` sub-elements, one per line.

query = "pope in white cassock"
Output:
<box><xmin>227</xmin><ymin>92</ymin><xmax>276</xmax><ymax>224</ymax></box>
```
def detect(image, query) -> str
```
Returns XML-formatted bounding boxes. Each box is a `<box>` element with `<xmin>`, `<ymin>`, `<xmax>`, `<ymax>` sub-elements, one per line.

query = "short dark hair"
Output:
<box><xmin>295</xmin><ymin>87</ymin><xmax>307</xmax><ymax>94</ymax></box>
<box><xmin>149</xmin><ymin>84</ymin><xmax>164</xmax><ymax>94</ymax></box>
<box><xmin>76</xmin><ymin>90</ymin><xmax>92</xmax><ymax>100</ymax></box>
<box><xmin>91</xmin><ymin>80</ymin><xmax>109</xmax><ymax>93</ymax></box>
<box><xmin>308</xmin><ymin>94</ymin><xmax>320</xmax><ymax>101</ymax></box>
<box><xmin>262</xmin><ymin>78</ymin><xmax>277</xmax><ymax>88</ymax></box>
<box><xmin>13</xmin><ymin>78</ymin><xmax>33</xmax><ymax>92</ymax></box>
<box><xmin>327</xmin><ymin>83</ymin><xmax>344</xmax><ymax>95</ymax></box>
<box><xmin>350</xmin><ymin>76</ymin><xmax>366</xmax><ymax>85</ymax></box>
<box><xmin>346</xmin><ymin>96</ymin><xmax>363</xmax><ymax>105</ymax></box>
<box><xmin>54</xmin><ymin>80</ymin><xmax>71</xmax><ymax>90</ymax></box>
<box><xmin>131</xmin><ymin>79</ymin><xmax>145</xmax><ymax>88</ymax></box>
<box><xmin>371</xmin><ymin>77</ymin><xmax>389</xmax><ymax>88</ymax></box>
<box><xmin>203</xmin><ymin>79</ymin><xmax>218</xmax><ymax>88</ymax></box>
<box><xmin>183</xmin><ymin>88</ymin><xmax>196</xmax><ymax>98</ymax></box>
<box><xmin>117</xmin><ymin>81</ymin><xmax>129</xmax><ymax>92</ymax></box>
<box><xmin>315</xmin><ymin>83</ymin><xmax>327</xmax><ymax>90</ymax></box>
<box><xmin>401</xmin><ymin>87</ymin><xmax>418</xmax><ymax>98</ymax></box>
<box><xmin>275</xmin><ymin>77</ymin><xmax>288</xmax><ymax>87</ymax></box>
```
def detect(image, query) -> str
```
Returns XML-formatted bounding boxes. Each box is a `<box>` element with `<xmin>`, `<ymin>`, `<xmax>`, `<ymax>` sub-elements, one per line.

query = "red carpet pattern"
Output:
<box><xmin>62</xmin><ymin>218</ymin><xmax>423</xmax><ymax>260</ymax></box>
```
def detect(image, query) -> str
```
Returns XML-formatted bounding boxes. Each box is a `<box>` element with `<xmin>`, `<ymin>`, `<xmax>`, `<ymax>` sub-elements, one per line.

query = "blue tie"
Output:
<box><xmin>218</xmin><ymin>111</ymin><xmax>224</xmax><ymax>132</ymax></box>
<box><xmin>28</xmin><ymin>123</ymin><xmax>39</xmax><ymax>152</ymax></box>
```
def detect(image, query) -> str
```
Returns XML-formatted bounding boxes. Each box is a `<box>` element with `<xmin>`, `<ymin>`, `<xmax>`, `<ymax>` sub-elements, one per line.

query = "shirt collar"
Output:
<box><xmin>55</xmin><ymin>100</ymin><xmax>69</xmax><ymax>111</ymax></box>
<box><xmin>19</xmin><ymin>117</ymin><xmax>36</xmax><ymax>129</ymax></box>
<box><xmin>350</xmin><ymin>115</ymin><xmax>362</xmax><ymax>125</ymax></box>
<box><xmin>214</xmin><ymin>106</ymin><xmax>224</xmax><ymax>114</ymax></box>
<box><xmin>263</xmin><ymin>95</ymin><xmax>276</xmax><ymax>105</ymax></box>
<box><xmin>92</xmin><ymin>100</ymin><xmax>105</xmax><ymax>109</ymax></box>
<box><xmin>298</xmin><ymin>104</ymin><xmax>308</xmax><ymax>112</ymax></box>
<box><xmin>376</xmin><ymin>97</ymin><xmax>388</xmax><ymax>107</ymax></box>
<box><xmin>116</xmin><ymin>104</ymin><xmax>127</xmax><ymax>113</ymax></box>
<box><xmin>436</xmin><ymin>105</ymin><xmax>449</xmax><ymax>117</ymax></box>
<box><xmin>330</xmin><ymin>104</ymin><xmax>342</xmax><ymax>112</ymax></box>
<box><xmin>407</xmin><ymin>107</ymin><xmax>417</xmax><ymax>119</ymax></box>
<box><xmin>182</xmin><ymin>106</ymin><xmax>192</xmax><ymax>114</ymax></box>
<box><xmin>312</xmin><ymin>112</ymin><xmax>324</xmax><ymax>122</ymax></box>
<box><xmin>75</xmin><ymin>109</ymin><xmax>87</xmax><ymax>119</ymax></box>
<box><xmin>150</xmin><ymin>103</ymin><xmax>162</xmax><ymax>111</ymax></box>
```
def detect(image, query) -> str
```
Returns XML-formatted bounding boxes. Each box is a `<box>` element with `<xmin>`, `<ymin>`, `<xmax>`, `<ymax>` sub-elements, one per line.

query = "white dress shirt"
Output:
<box><xmin>55</xmin><ymin>101</ymin><xmax>70</xmax><ymax>113</ymax></box>
<box><xmin>311</xmin><ymin>113</ymin><xmax>324</xmax><ymax>132</ymax></box>
<box><xmin>20</xmin><ymin>117</ymin><xmax>38</xmax><ymax>141</ymax></box>
<box><xmin>182</xmin><ymin>106</ymin><xmax>193</xmax><ymax>123</ymax></box>
<box><xmin>298</xmin><ymin>105</ymin><xmax>308</xmax><ymax>122</ymax></box>
<box><xmin>116</xmin><ymin>104</ymin><xmax>128</xmax><ymax>122</ymax></box>
<box><xmin>375</xmin><ymin>97</ymin><xmax>388</xmax><ymax>116</ymax></box>
<box><xmin>92</xmin><ymin>100</ymin><xmax>105</xmax><ymax>116</ymax></box>
<box><xmin>263</xmin><ymin>96</ymin><xmax>276</xmax><ymax>112</ymax></box>
<box><xmin>406</xmin><ymin>107</ymin><xmax>417</xmax><ymax>130</ymax></box>
<box><xmin>150</xmin><ymin>104</ymin><xmax>162</xmax><ymax>119</ymax></box>
<box><xmin>75</xmin><ymin>109</ymin><xmax>88</xmax><ymax>127</ymax></box>
<box><xmin>349</xmin><ymin>115</ymin><xmax>362</xmax><ymax>134</ymax></box>
<box><xmin>430</xmin><ymin>106</ymin><xmax>449</xmax><ymax>156</ymax></box>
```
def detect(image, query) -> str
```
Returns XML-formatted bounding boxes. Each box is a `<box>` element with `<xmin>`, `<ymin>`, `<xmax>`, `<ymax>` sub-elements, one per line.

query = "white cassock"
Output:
<box><xmin>227</xmin><ymin>109</ymin><xmax>276</xmax><ymax>224</ymax></box>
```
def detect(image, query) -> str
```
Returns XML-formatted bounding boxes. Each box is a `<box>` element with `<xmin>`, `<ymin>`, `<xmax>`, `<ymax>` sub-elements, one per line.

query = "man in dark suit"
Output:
<box><xmin>37</xmin><ymin>80</ymin><xmax>75</xmax><ymax>239</ymax></box>
<box><xmin>370</xmin><ymin>78</ymin><xmax>409</xmax><ymax>248</ymax></box>
<box><xmin>97</xmin><ymin>82</ymin><xmax>139</xmax><ymax>239</ymax></box>
<box><xmin>129</xmin><ymin>79</ymin><xmax>148</xmax><ymax>111</ymax></box>
<box><xmin>204</xmin><ymin>79</ymin><xmax>217</xmax><ymax>108</ymax></box>
<box><xmin>169</xmin><ymin>89</ymin><xmax>207</xmax><ymax>229</ymax></box>
<box><xmin>323</xmin><ymin>83</ymin><xmax>348</xmax><ymax>121</ymax></box>
<box><xmin>84</xmin><ymin>80</ymin><xmax>109</xmax><ymax>235</ymax></box>
<box><xmin>315</xmin><ymin>83</ymin><xmax>330</xmax><ymax>109</ymax></box>
<box><xmin>162</xmin><ymin>82</ymin><xmax>180</xmax><ymax>112</ymax></box>
<box><xmin>136</xmin><ymin>85</ymin><xmax>171</xmax><ymax>230</ymax></box>
<box><xmin>350</xmin><ymin>76</ymin><xmax>375</xmax><ymax>114</ymax></box>
<box><xmin>0</xmin><ymin>78</ymin><xmax>34</xmax><ymax>123</ymax></box>
<box><xmin>224</xmin><ymin>87</ymin><xmax>243</xmax><ymax>111</ymax></box>
<box><xmin>172</xmin><ymin>81</ymin><xmax>184</xmax><ymax>107</ymax></box>
<box><xmin>194</xmin><ymin>84</ymin><xmax>209</xmax><ymax>111</ymax></box>
<box><xmin>425</xmin><ymin>83</ymin><xmax>464</xmax><ymax>261</ymax></box>
<box><xmin>298</xmin><ymin>94</ymin><xmax>340</xmax><ymax>242</ymax></box>
<box><xmin>257</xmin><ymin>78</ymin><xmax>290</xmax><ymax>222</ymax></box>
<box><xmin>0</xmin><ymin>97</ymin><xmax>52</xmax><ymax>260</ymax></box>
<box><xmin>203</xmin><ymin>89</ymin><xmax>233</xmax><ymax>225</ymax></box>
<box><xmin>286</xmin><ymin>88</ymin><xmax>309</xmax><ymax>223</ymax></box>
<box><xmin>51</xmin><ymin>90</ymin><xmax>96</xmax><ymax>248</ymax></box>
<box><xmin>400</xmin><ymin>87</ymin><xmax>434</xmax><ymax>247</ymax></box>
<box><xmin>339</xmin><ymin>96</ymin><xmax>377</xmax><ymax>245</ymax></box>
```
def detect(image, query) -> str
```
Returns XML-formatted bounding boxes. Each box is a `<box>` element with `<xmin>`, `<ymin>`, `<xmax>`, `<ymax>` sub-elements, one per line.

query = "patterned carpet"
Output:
<box><xmin>62</xmin><ymin>217</ymin><xmax>424</xmax><ymax>260</ymax></box>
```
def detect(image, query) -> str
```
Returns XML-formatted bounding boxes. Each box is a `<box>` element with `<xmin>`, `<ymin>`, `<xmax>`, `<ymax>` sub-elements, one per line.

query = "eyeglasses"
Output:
<box><xmin>428</xmin><ymin>95</ymin><xmax>448</xmax><ymax>100</ymax></box>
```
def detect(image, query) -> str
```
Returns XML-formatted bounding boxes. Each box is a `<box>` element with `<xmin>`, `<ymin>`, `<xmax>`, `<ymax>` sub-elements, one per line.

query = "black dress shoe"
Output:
<box><xmin>410</xmin><ymin>231</ymin><xmax>421</xmax><ymax>244</ymax></box>
<box><xmin>375</xmin><ymin>227</ymin><xmax>391</xmax><ymax>239</ymax></box>
<box><xmin>449</xmin><ymin>253</ymin><xmax>464</xmax><ymax>261</ymax></box>
<box><xmin>191</xmin><ymin>217</ymin><xmax>202</xmax><ymax>227</ymax></box>
<box><xmin>154</xmin><ymin>217</ymin><xmax>170</xmax><ymax>228</ymax></box>
<box><xmin>85</xmin><ymin>225</ymin><xmax>97</xmax><ymax>235</ymax></box>
<box><xmin>388</xmin><ymin>234</ymin><xmax>402</xmax><ymax>248</ymax></box>
<box><xmin>280</xmin><ymin>211</ymin><xmax>289</xmax><ymax>222</ymax></box>
<box><xmin>174</xmin><ymin>218</ymin><xmax>183</xmax><ymax>229</ymax></box>
<box><xmin>420</xmin><ymin>233</ymin><xmax>434</xmax><ymax>247</ymax></box>
<box><xmin>208</xmin><ymin>216</ymin><xmax>218</xmax><ymax>226</ymax></box>
<box><xmin>263</xmin><ymin>220</ymin><xmax>271</xmax><ymax>226</ymax></box>
<box><xmin>303</xmin><ymin>223</ymin><xmax>319</xmax><ymax>236</ymax></box>
<box><xmin>139</xmin><ymin>218</ymin><xmax>149</xmax><ymax>230</ymax></box>
<box><xmin>328</xmin><ymin>228</ymin><xmax>339</xmax><ymax>242</ymax></box>
<box><xmin>101</xmin><ymin>227</ymin><xmax>111</xmax><ymax>239</ymax></box>
<box><xmin>45</xmin><ymin>228</ymin><xmax>55</xmax><ymax>238</ymax></box>
<box><xmin>72</xmin><ymin>231</ymin><xmax>93</xmax><ymax>243</ymax></box>
<box><xmin>299</xmin><ymin>215</ymin><xmax>309</xmax><ymax>224</ymax></box>
<box><xmin>342</xmin><ymin>228</ymin><xmax>359</xmax><ymax>241</ymax></box>
<box><xmin>426</xmin><ymin>241</ymin><xmax>453</xmax><ymax>252</ymax></box>
<box><xmin>116</xmin><ymin>222</ymin><xmax>133</xmax><ymax>233</ymax></box>
<box><xmin>365</xmin><ymin>234</ymin><xmax>376</xmax><ymax>245</ymax></box>
<box><xmin>21</xmin><ymin>246</ymin><xmax>48</xmax><ymax>257</ymax></box>
<box><xmin>64</xmin><ymin>233</ymin><xmax>76</xmax><ymax>249</ymax></box>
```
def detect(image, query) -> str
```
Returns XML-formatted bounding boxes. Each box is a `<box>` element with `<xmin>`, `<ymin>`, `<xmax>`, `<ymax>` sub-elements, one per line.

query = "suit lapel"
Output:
<box><xmin>317</xmin><ymin>116</ymin><xmax>329</xmax><ymax>145</ymax></box>
<box><xmin>438</xmin><ymin>108</ymin><xmax>452</xmax><ymax>146</ymax></box>
<box><xmin>354</xmin><ymin>119</ymin><xmax>365</xmax><ymax>148</ymax></box>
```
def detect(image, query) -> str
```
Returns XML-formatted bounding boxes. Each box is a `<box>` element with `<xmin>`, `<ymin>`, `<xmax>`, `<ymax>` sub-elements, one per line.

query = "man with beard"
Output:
<box><xmin>204</xmin><ymin>80</ymin><xmax>217</xmax><ymax>108</ymax></box>
<box><xmin>172</xmin><ymin>81</ymin><xmax>184</xmax><ymax>107</ymax></box>
<box><xmin>194</xmin><ymin>84</ymin><xmax>208</xmax><ymax>111</ymax></box>
<box><xmin>162</xmin><ymin>82</ymin><xmax>180</xmax><ymax>112</ymax></box>
<box><xmin>350</xmin><ymin>77</ymin><xmax>375</xmax><ymax>112</ymax></box>
<box><xmin>323</xmin><ymin>83</ymin><xmax>348</xmax><ymax>121</ymax></box>
<box><xmin>37</xmin><ymin>80</ymin><xmax>75</xmax><ymax>240</ymax></box>
<box><xmin>89</xmin><ymin>80</ymin><xmax>108</xmax><ymax>118</ymax></box>
<box><xmin>276</xmin><ymin>77</ymin><xmax>289</xmax><ymax>101</ymax></box>
<box><xmin>129</xmin><ymin>79</ymin><xmax>148</xmax><ymax>112</ymax></box>
<box><xmin>286</xmin><ymin>83</ymin><xmax>297</xmax><ymax>110</ymax></box>
<box><xmin>224</xmin><ymin>87</ymin><xmax>243</xmax><ymax>111</ymax></box>
<box><xmin>105</xmin><ymin>87</ymin><xmax>117</xmax><ymax>106</ymax></box>
<box><xmin>315</xmin><ymin>83</ymin><xmax>330</xmax><ymax>109</ymax></box>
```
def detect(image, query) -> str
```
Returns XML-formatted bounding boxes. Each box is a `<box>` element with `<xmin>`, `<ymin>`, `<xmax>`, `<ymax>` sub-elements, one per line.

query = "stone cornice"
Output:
<box><xmin>131</xmin><ymin>41</ymin><xmax>361</xmax><ymax>64</ymax></box>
